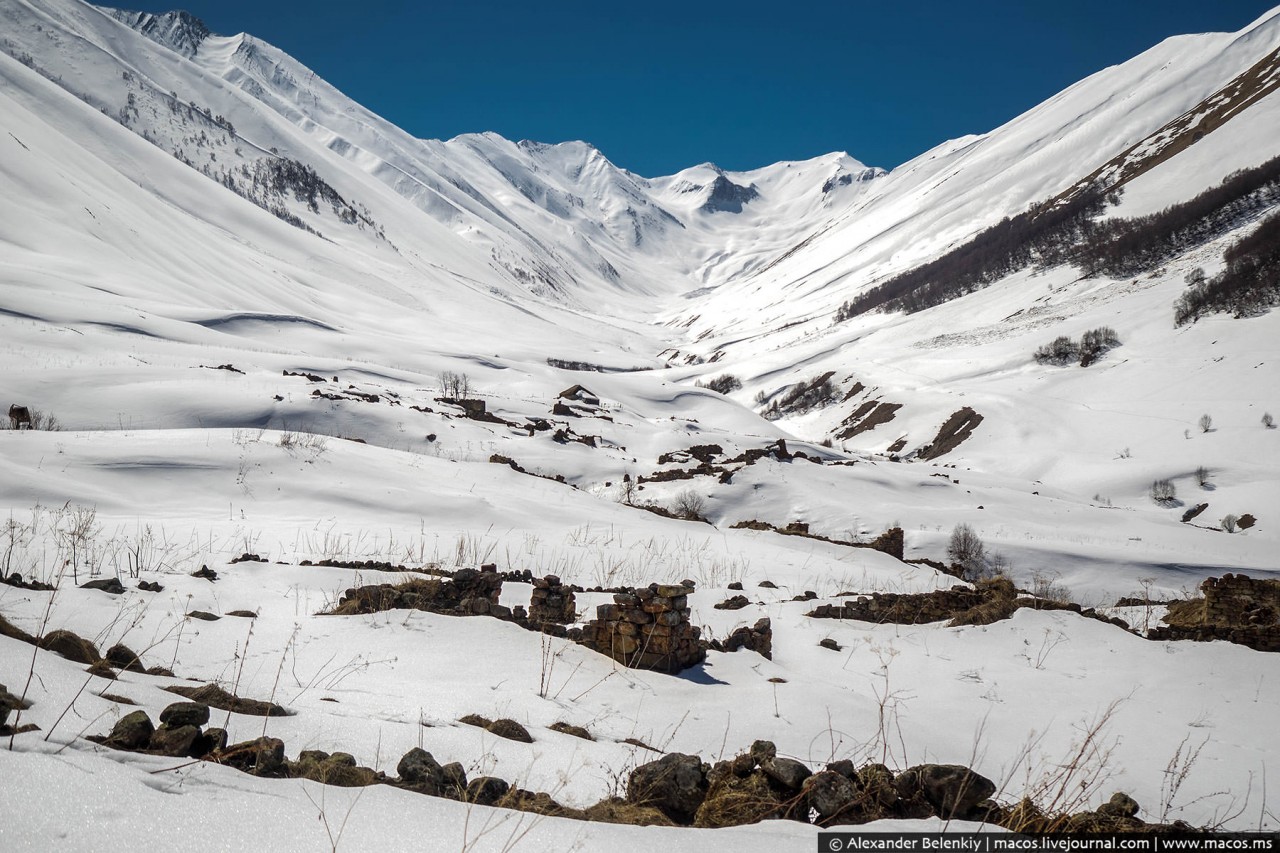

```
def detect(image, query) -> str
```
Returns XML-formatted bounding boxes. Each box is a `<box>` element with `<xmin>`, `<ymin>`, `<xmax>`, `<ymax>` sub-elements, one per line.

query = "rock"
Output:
<box><xmin>466</xmin><ymin>776</ymin><xmax>511</xmax><ymax>805</ymax></box>
<box><xmin>104</xmin><ymin>710</ymin><xmax>154</xmax><ymax>750</ymax></box>
<box><xmin>397</xmin><ymin>747</ymin><xmax>446</xmax><ymax>791</ymax></box>
<box><xmin>187</xmin><ymin>611</ymin><xmax>220</xmax><ymax>621</ymax></box>
<box><xmin>105</xmin><ymin>643</ymin><xmax>146</xmax><ymax>673</ymax></box>
<box><xmin>226</xmin><ymin>610</ymin><xmax>257</xmax><ymax>618</ymax></box>
<box><xmin>190</xmin><ymin>566</ymin><xmax>218</xmax><ymax>581</ymax></box>
<box><xmin>819</xmin><ymin>638</ymin><xmax>842</xmax><ymax>651</ymax></box>
<box><xmin>80</xmin><ymin>578</ymin><xmax>126</xmax><ymax>594</ymax></box>
<box><xmin>39</xmin><ymin>629</ymin><xmax>101</xmax><ymax>664</ymax></box>
<box><xmin>196</xmin><ymin>727</ymin><xmax>228</xmax><ymax>757</ymax></box>
<box><xmin>292</xmin><ymin>751</ymin><xmax>379</xmax><ymax>787</ymax></box>
<box><xmin>149</xmin><ymin>724</ymin><xmax>200</xmax><ymax>757</ymax></box>
<box><xmin>87</xmin><ymin>660</ymin><xmax>117</xmax><ymax>680</ymax></box>
<box><xmin>138</xmin><ymin>580</ymin><xmax>164</xmax><ymax>592</ymax></box>
<box><xmin>761</xmin><ymin>756</ymin><xmax>812</xmax><ymax>791</ymax></box>
<box><xmin>159</xmin><ymin>702</ymin><xmax>210</xmax><ymax>728</ymax></box>
<box><xmin>749</xmin><ymin>740</ymin><xmax>777</xmax><ymax>764</ymax></box>
<box><xmin>898</xmin><ymin>764</ymin><xmax>996</xmax><ymax>819</ymax></box>
<box><xmin>441</xmin><ymin>762</ymin><xmax>468</xmax><ymax>793</ymax></box>
<box><xmin>0</xmin><ymin>682</ymin><xmax>31</xmax><ymax>728</ymax></box>
<box><xmin>856</xmin><ymin>764</ymin><xmax>899</xmax><ymax>809</ymax></box>
<box><xmin>713</xmin><ymin>595</ymin><xmax>750</xmax><ymax>610</ymax></box>
<box><xmin>1097</xmin><ymin>791</ymin><xmax>1140</xmax><ymax>818</ymax></box>
<box><xmin>216</xmin><ymin>737</ymin><xmax>287</xmax><ymax>777</ymax></box>
<box><xmin>549</xmin><ymin>721</ymin><xmax>593</xmax><ymax>740</ymax></box>
<box><xmin>727</xmin><ymin>581</ymin><xmax>743</xmax><ymax>590</ymax></box>
<box><xmin>627</xmin><ymin>753</ymin><xmax>709</xmax><ymax>824</ymax></box>
<box><xmin>486</xmin><ymin>718</ymin><xmax>534</xmax><ymax>743</ymax></box>
<box><xmin>804</xmin><ymin>770</ymin><xmax>857</xmax><ymax>819</ymax></box>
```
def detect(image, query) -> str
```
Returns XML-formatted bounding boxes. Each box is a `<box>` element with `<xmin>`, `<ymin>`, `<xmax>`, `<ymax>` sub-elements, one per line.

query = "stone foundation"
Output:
<box><xmin>580</xmin><ymin>583</ymin><xmax>706</xmax><ymax>674</ymax></box>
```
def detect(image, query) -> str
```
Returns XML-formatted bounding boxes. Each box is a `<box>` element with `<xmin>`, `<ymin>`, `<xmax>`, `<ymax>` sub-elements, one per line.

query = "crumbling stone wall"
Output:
<box><xmin>1150</xmin><ymin>573</ymin><xmax>1280</xmax><ymax>652</ymax></box>
<box><xmin>580</xmin><ymin>583</ymin><xmax>706</xmax><ymax>673</ymax></box>
<box><xmin>332</xmin><ymin>566</ymin><xmax>510</xmax><ymax>619</ymax></box>
<box><xmin>529</xmin><ymin>575</ymin><xmax>576</xmax><ymax>625</ymax></box>
<box><xmin>808</xmin><ymin>588</ymin><xmax>987</xmax><ymax>625</ymax></box>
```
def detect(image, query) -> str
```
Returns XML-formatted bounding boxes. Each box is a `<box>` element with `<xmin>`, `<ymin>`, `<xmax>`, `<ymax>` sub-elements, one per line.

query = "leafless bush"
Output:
<box><xmin>696</xmin><ymin>374</ymin><xmax>742</xmax><ymax>395</ymax></box>
<box><xmin>1151</xmin><ymin>479</ymin><xmax>1177</xmax><ymax>504</ymax></box>
<box><xmin>1195</xmin><ymin>466</ymin><xmax>1211</xmax><ymax>488</ymax></box>
<box><xmin>671</xmin><ymin>490</ymin><xmax>707</xmax><ymax>521</ymax></box>
<box><xmin>947</xmin><ymin>523</ymin><xmax>989</xmax><ymax>581</ymax></box>
<box><xmin>1263</xmin><ymin>412</ymin><xmax>1275</xmax><ymax>429</ymax></box>
<box><xmin>1221</xmin><ymin>514</ymin><xmax>1239</xmax><ymax>533</ymax></box>
<box><xmin>1198</xmin><ymin>413</ymin><xmax>1213</xmax><ymax>433</ymax></box>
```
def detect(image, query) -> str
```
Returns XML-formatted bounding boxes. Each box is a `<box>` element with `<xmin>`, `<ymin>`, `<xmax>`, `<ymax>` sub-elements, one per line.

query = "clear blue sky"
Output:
<box><xmin>132</xmin><ymin>0</ymin><xmax>1276</xmax><ymax>176</ymax></box>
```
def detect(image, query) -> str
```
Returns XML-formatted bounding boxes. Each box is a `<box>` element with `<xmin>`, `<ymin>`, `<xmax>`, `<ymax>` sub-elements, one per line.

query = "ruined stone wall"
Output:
<box><xmin>808</xmin><ymin>588</ymin><xmax>987</xmax><ymax>625</ymax></box>
<box><xmin>1150</xmin><ymin>573</ymin><xmax>1280</xmax><ymax>652</ymax></box>
<box><xmin>528</xmin><ymin>575</ymin><xmax>576</xmax><ymax>625</ymax></box>
<box><xmin>580</xmin><ymin>583</ymin><xmax>705</xmax><ymax>673</ymax></box>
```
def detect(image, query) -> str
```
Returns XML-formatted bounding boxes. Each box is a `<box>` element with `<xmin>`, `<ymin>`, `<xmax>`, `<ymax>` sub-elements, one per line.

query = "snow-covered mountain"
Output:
<box><xmin>2</xmin><ymin>0</ymin><xmax>1279</xmax><ymax>848</ymax></box>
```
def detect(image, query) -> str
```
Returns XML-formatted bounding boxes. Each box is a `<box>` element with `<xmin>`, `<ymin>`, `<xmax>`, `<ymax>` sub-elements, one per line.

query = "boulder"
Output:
<box><xmin>104</xmin><ymin>710</ymin><xmax>154</xmax><ymax>750</ymax></box>
<box><xmin>896</xmin><ymin>764</ymin><xmax>996</xmax><ymax>819</ymax></box>
<box><xmin>466</xmin><ymin>776</ymin><xmax>511</xmax><ymax>805</ymax></box>
<box><xmin>397</xmin><ymin>747</ymin><xmax>446</xmax><ymax>792</ymax></box>
<box><xmin>486</xmin><ymin>718</ymin><xmax>533</xmax><ymax>743</ymax></box>
<box><xmin>216</xmin><ymin>737</ymin><xmax>286</xmax><ymax>777</ymax></box>
<box><xmin>761</xmin><ymin>756</ymin><xmax>812</xmax><ymax>791</ymax></box>
<box><xmin>627</xmin><ymin>752</ymin><xmax>709</xmax><ymax>824</ymax></box>
<box><xmin>80</xmin><ymin>578</ymin><xmax>126</xmax><ymax>594</ymax></box>
<box><xmin>159</xmin><ymin>702</ymin><xmax>210</xmax><ymax>729</ymax></box>
<box><xmin>1097</xmin><ymin>791</ymin><xmax>1140</xmax><ymax>819</ymax></box>
<box><xmin>804</xmin><ymin>770</ymin><xmax>857</xmax><ymax>820</ymax></box>
<box><xmin>149</xmin><ymin>724</ymin><xmax>201</xmax><ymax>757</ymax></box>
<box><xmin>105</xmin><ymin>643</ymin><xmax>146</xmax><ymax>673</ymax></box>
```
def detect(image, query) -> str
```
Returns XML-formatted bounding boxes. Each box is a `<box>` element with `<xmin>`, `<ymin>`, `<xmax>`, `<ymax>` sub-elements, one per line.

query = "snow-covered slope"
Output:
<box><xmin>2</xmin><ymin>0</ymin><xmax>1279</xmax><ymax>847</ymax></box>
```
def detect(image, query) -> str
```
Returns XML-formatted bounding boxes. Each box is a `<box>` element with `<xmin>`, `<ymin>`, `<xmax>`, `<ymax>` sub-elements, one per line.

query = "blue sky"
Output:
<box><xmin>139</xmin><ymin>0</ymin><xmax>1275</xmax><ymax>176</ymax></box>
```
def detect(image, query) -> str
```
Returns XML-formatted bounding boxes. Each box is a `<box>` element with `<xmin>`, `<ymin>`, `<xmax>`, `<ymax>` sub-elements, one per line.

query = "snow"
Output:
<box><xmin>1</xmin><ymin>0</ymin><xmax>1279</xmax><ymax>847</ymax></box>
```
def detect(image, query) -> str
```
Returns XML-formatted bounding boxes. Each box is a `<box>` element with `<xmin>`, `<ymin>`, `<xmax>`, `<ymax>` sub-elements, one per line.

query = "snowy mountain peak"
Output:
<box><xmin>101</xmin><ymin>6</ymin><xmax>211</xmax><ymax>57</ymax></box>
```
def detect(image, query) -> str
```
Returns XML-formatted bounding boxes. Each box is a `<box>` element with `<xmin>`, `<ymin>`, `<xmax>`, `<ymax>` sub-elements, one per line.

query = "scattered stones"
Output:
<box><xmin>330</xmin><ymin>566</ymin><xmax>506</xmax><ymax>620</ymax></box>
<box><xmin>80</xmin><ymin>577</ymin><xmax>126</xmax><ymax>594</ymax></box>
<box><xmin>214</xmin><ymin>737</ymin><xmax>287</xmax><ymax>777</ymax></box>
<box><xmin>138</xmin><ymin>580</ymin><xmax>164</xmax><ymax>592</ymax></box>
<box><xmin>229</xmin><ymin>553</ymin><xmax>266</xmax><ymax>564</ymax></box>
<box><xmin>580</xmin><ymin>583</ymin><xmax>706</xmax><ymax>673</ymax></box>
<box><xmin>727</xmin><ymin>581</ymin><xmax>743</xmax><ymax>591</ymax></box>
<box><xmin>291</xmin><ymin>750</ymin><xmax>381</xmax><ymax>787</ymax></box>
<box><xmin>190</xmin><ymin>566</ymin><xmax>218</xmax><ymax>581</ymax></box>
<box><xmin>713</xmin><ymin>595</ymin><xmax>750</xmax><ymax>610</ymax></box>
<box><xmin>149</xmin><ymin>724</ymin><xmax>201</xmax><ymax>757</ymax></box>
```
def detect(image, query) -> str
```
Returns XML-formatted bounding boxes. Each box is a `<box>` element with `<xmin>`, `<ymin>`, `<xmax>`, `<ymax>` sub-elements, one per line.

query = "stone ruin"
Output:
<box><xmin>580</xmin><ymin>582</ymin><xmax>706</xmax><ymax>674</ymax></box>
<box><xmin>332</xmin><ymin>565</ymin><xmax>511</xmax><ymax>619</ymax></box>
<box><xmin>528</xmin><ymin>575</ymin><xmax>576</xmax><ymax>626</ymax></box>
<box><xmin>1149</xmin><ymin>573</ymin><xmax>1280</xmax><ymax>652</ymax></box>
<box><xmin>710</xmin><ymin>617</ymin><xmax>772</xmax><ymax>659</ymax></box>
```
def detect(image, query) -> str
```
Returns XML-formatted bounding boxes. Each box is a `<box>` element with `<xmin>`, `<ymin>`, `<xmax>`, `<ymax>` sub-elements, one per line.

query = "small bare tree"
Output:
<box><xmin>671</xmin><ymin>489</ymin><xmax>706</xmax><ymax>521</ymax></box>
<box><xmin>1264</xmin><ymin>412</ymin><xmax>1275</xmax><ymax>429</ymax></box>
<box><xmin>947</xmin><ymin>523</ymin><xmax>988</xmax><ymax>580</ymax></box>
<box><xmin>438</xmin><ymin>371</ymin><xmax>471</xmax><ymax>400</ymax></box>
<box><xmin>1195</xmin><ymin>466</ymin><xmax>1210</xmax><ymax>488</ymax></box>
<box><xmin>1198</xmin><ymin>413</ymin><xmax>1213</xmax><ymax>433</ymax></box>
<box><xmin>1150</xmin><ymin>479</ymin><xmax>1177</xmax><ymax>504</ymax></box>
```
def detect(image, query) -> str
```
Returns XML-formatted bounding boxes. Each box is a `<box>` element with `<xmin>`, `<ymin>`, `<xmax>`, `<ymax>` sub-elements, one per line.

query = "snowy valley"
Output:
<box><xmin>1</xmin><ymin>0</ymin><xmax>1278</xmax><ymax>849</ymax></box>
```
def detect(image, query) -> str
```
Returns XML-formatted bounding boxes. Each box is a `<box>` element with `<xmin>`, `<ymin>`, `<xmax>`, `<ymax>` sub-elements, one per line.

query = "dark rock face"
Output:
<box><xmin>627</xmin><ymin>753</ymin><xmax>710</xmax><ymax>823</ymax></box>
<box><xmin>700</xmin><ymin>175</ymin><xmax>760</xmax><ymax>214</ymax></box>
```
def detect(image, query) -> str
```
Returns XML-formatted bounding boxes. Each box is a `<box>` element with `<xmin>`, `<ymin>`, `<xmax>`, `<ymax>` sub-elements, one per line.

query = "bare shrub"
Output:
<box><xmin>1263</xmin><ymin>412</ymin><xmax>1275</xmax><ymax>429</ymax></box>
<box><xmin>947</xmin><ymin>523</ymin><xmax>988</xmax><ymax>581</ymax></box>
<box><xmin>1078</xmin><ymin>327</ymin><xmax>1120</xmax><ymax>366</ymax></box>
<box><xmin>1195</xmin><ymin>466</ymin><xmax>1211</xmax><ymax>488</ymax></box>
<box><xmin>697</xmin><ymin>374</ymin><xmax>742</xmax><ymax>395</ymax></box>
<box><xmin>438</xmin><ymin>371</ymin><xmax>470</xmax><ymax>400</ymax></box>
<box><xmin>671</xmin><ymin>490</ymin><xmax>707</xmax><ymax>521</ymax></box>
<box><xmin>1198</xmin><ymin>413</ymin><xmax>1213</xmax><ymax>433</ymax></box>
<box><xmin>1150</xmin><ymin>479</ymin><xmax>1177</xmax><ymax>504</ymax></box>
<box><xmin>1221</xmin><ymin>514</ymin><xmax>1239</xmax><ymax>533</ymax></box>
<box><xmin>1033</xmin><ymin>336</ymin><xmax>1079</xmax><ymax>366</ymax></box>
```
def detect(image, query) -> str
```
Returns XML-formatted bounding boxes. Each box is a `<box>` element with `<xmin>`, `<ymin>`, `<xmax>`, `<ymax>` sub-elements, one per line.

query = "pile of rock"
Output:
<box><xmin>580</xmin><ymin>582</ymin><xmax>705</xmax><ymax>674</ymax></box>
<box><xmin>710</xmin><ymin>618</ymin><xmax>772</xmax><ymax>659</ymax></box>
<box><xmin>529</xmin><ymin>574</ymin><xmax>576</xmax><ymax>626</ymax></box>
<box><xmin>330</xmin><ymin>565</ymin><xmax>511</xmax><ymax>620</ymax></box>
